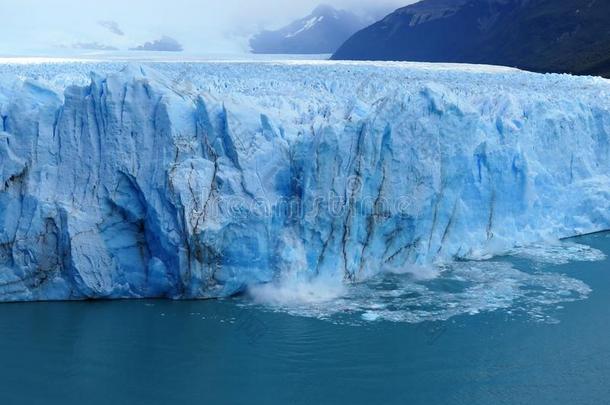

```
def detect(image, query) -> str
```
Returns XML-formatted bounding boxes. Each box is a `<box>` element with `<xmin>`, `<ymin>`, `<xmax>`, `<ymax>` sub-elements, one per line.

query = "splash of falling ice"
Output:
<box><xmin>246</xmin><ymin>240</ymin><xmax>600</xmax><ymax>325</ymax></box>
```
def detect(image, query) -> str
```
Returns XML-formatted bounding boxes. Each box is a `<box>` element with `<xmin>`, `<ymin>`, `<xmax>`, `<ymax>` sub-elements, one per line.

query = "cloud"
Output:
<box><xmin>130</xmin><ymin>36</ymin><xmax>184</xmax><ymax>52</ymax></box>
<box><xmin>98</xmin><ymin>20</ymin><xmax>124</xmax><ymax>36</ymax></box>
<box><xmin>72</xmin><ymin>42</ymin><xmax>119</xmax><ymax>51</ymax></box>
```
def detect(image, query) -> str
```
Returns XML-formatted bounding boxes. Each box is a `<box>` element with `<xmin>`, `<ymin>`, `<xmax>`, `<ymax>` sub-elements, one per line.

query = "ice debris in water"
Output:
<box><xmin>246</xmin><ymin>259</ymin><xmax>593</xmax><ymax>325</ymax></box>
<box><xmin>508</xmin><ymin>240</ymin><xmax>606</xmax><ymax>266</ymax></box>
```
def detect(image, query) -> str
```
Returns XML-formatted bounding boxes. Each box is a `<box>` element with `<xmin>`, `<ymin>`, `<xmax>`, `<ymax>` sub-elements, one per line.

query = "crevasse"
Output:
<box><xmin>0</xmin><ymin>61</ymin><xmax>609</xmax><ymax>301</ymax></box>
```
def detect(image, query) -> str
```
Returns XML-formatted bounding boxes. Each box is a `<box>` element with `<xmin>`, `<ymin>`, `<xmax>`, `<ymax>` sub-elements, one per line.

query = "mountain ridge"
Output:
<box><xmin>250</xmin><ymin>4</ymin><xmax>367</xmax><ymax>54</ymax></box>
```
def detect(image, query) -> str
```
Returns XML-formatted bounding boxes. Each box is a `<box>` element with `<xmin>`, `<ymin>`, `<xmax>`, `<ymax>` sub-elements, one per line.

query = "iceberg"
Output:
<box><xmin>0</xmin><ymin>60</ymin><xmax>609</xmax><ymax>301</ymax></box>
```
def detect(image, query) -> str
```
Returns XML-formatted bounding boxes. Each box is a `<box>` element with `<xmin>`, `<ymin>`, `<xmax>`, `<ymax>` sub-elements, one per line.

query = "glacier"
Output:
<box><xmin>0</xmin><ymin>60</ymin><xmax>609</xmax><ymax>302</ymax></box>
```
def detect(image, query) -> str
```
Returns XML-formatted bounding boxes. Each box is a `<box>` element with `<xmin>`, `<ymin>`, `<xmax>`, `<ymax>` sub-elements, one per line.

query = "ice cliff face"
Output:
<box><xmin>0</xmin><ymin>60</ymin><xmax>609</xmax><ymax>301</ymax></box>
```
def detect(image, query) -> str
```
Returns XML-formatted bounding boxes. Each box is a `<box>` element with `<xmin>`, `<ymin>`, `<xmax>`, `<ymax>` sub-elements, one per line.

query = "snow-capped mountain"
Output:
<box><xmin>250</xmin><ymin>5</ymin><xmax>368</xmax><ymax>54</ymax></box>
<box><xmin>333</xmin><ymin>0</ymin><xmax>610</xmax><ymax>78</ymax></box>
<box><xmin>1</xmin><ymin>60</ymin><xmax>610</xmax><ymax>301</ymax></box>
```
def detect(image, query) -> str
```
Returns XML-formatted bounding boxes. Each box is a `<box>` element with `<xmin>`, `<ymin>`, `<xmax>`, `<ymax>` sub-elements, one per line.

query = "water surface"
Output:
<box><xmin>1</xmin><ymin>233</ymin><xmax>609</xmax><ymax>405</ymax></box>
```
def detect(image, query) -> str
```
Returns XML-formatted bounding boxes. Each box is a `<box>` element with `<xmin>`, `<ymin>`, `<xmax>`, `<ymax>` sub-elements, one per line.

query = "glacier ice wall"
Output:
<box><xmin>0</xmin><ymin>61</ymin><xmax>609</xmax><ymax>301</ymax></box>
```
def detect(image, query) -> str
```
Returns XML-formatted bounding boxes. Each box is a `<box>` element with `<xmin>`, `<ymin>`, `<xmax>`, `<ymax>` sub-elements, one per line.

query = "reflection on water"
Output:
<box><xmin>0</xmin><ymin>232</ymin><xmax>609</xmax><ymax>405</ymax></box>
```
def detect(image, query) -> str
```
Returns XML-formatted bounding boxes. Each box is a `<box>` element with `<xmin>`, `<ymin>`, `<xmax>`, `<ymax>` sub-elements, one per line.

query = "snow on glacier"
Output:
<box><xmin>0</xmin><ymin>60</ymin><xmax>609</xmax><ymax>303</ymax></box>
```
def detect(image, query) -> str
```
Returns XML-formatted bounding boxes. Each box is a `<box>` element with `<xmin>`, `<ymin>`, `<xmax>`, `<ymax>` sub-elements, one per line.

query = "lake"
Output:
<box><xmin>1</xmin><ymin>232</ymin><xmax>609</xmax><ymax>405</ymax></box>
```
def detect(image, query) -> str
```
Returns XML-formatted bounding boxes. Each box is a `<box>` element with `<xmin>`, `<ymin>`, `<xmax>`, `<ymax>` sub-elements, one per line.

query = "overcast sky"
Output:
<box><xmin>0</xmin><ymin>0</ymin><xmax>414</xmax><ymax>55</ymax></box>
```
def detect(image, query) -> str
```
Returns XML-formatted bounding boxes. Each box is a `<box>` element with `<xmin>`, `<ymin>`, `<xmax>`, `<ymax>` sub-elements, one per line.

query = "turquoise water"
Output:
<box><xmin>1</xmin><ymin>233</ymin><xmax>609</xmax><ymax>405</ymax></box>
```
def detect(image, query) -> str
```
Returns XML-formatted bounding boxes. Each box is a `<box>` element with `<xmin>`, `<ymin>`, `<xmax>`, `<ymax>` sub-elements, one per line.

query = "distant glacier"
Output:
<box><xmin>0</xmin><ymin>60</ymin><xmax>609</xmax><ymax>301</ymax></box>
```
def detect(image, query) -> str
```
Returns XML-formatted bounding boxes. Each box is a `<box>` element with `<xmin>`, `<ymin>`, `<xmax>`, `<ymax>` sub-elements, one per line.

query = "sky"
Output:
<box><xmin>0</xmin><ymin>0</ymin><xmax>414</xmax><ymax>55</ymax></box>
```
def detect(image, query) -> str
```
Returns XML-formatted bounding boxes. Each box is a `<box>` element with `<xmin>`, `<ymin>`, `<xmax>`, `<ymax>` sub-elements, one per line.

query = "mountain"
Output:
<box><xmin>1</xmin><ymin>61</ymin><xmax>610</xmax><ymax>301</ymax></box>
<box><xmin>250</xmin><ymin>5</ymin><xmax>368</xmax><ymax>54</ymax></box>
<box><xmin>332</xmin><ymin>0</ymin><xmax>610</xmax><ymax>78</ymax></box>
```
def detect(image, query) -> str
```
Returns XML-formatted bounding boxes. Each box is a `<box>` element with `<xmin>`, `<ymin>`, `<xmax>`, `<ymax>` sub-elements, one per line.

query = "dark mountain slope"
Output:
<box><xmin>332</xmin><ymin>0</ymin><xmax>610</xmax><ymax>78</ymax></box>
